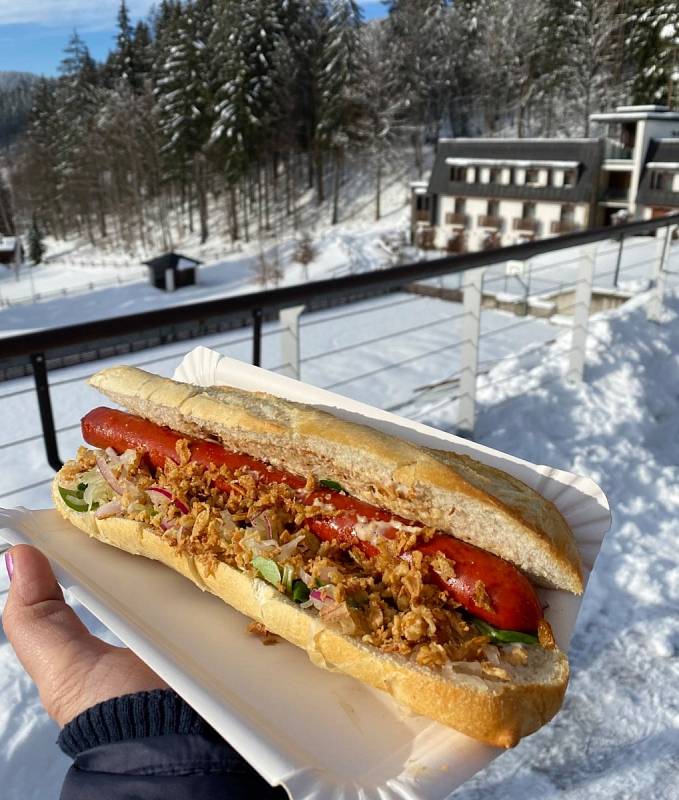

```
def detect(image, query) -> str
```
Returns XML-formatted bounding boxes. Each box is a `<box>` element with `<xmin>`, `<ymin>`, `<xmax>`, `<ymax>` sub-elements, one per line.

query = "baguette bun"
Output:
<box><xmin>89</xmin><ymin>366</ymin><xmax>583</xmax><ymax>594</ymax></box>
<box><xmin>53</xmin><ymin>477</ymin><xmax>569</xmax><ymax>748</ymax></box>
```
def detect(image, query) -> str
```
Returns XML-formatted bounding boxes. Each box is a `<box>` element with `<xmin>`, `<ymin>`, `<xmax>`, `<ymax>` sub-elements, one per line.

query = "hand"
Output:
<box><xmin>2</xmin><ymin>544</ymin><xmax>167</xmax><ymax>727</ymax></box>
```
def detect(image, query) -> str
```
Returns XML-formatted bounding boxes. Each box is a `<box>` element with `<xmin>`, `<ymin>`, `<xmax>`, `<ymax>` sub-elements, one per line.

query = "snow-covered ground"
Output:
<box><xmin>1</xmin><ymin>277</ymin><xmax>679</xmax><ymax>797</ymax></box>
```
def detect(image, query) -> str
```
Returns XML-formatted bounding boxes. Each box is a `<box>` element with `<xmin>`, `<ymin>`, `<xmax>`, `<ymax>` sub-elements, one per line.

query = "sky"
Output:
<box><xmin>0</xmin><ymin>1</ymin><xmax>388</xmax><ymax>76</ymax></box>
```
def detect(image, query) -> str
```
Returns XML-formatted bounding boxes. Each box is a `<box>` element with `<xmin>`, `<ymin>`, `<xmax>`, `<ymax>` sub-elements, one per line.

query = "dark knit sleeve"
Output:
<box><xmin>57</xmin><ymin>690</ymin><xmax>287</xmax><ymax>800</ymax></box>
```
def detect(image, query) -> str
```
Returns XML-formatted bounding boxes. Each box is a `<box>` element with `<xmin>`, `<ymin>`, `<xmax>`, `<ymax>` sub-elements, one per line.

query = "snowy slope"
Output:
<box><xmin>1</xmin><ymin>292</ymin><xmax>679</xmax><ymax>795</ymax></box>
<box><xmin>442</xmin><ymin>292</ymin><xmax>679</xmax><ymax>800</ymax></box>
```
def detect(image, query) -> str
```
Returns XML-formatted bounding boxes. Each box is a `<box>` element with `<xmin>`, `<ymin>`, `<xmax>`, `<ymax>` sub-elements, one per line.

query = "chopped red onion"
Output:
<box><xmin>96</xmin><ymin>454</ymin><xmax>126</xmax><ymax>495</ymax></box>
<box><xmin>147</xmin><ymin>485</ymin><xmax>189</xmax><ymax>515</ymax></box>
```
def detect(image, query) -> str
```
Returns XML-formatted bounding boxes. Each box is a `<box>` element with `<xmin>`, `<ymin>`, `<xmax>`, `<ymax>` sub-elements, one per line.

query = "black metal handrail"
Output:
<box><xmin>2</xmin><ymin>212</ymin><xmax>677</xmax><ymax>474</ymax></box>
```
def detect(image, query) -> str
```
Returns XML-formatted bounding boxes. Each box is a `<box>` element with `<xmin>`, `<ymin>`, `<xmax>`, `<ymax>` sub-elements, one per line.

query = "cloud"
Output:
<box><xmin>0</xmin><ymin>1</ymin><xmax>155</xmax><ymax>30</ymax></box>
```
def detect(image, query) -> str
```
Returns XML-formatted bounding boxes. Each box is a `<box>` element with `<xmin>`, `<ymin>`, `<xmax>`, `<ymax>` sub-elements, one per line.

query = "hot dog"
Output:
<box><xmin>82</xmin><ymin>406</ymin><xmax>543</xmax><ymax>633</ymax></box>
<box><xmin>53</xmin><ymin>365</ymin><xmax>583</xmax><ymax>747</ymax></box>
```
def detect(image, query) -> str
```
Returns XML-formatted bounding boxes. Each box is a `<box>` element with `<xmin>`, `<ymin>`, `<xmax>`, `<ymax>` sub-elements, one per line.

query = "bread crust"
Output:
<box><xmin>89</xmin><ymin>366</ymin><xmax>583</xmax><ymax>594</ymax></box>
<box><xmin>53</xmin><ymin>477</ymin><xmax>569</xmax><ymax>748</ymax></box>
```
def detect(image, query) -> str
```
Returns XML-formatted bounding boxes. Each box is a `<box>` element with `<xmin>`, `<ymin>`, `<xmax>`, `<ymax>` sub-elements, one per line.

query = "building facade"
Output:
<box><xmin>412</xmin><ymin>105</ymin><xmax>679</xmax><ymax>252</ymax></box>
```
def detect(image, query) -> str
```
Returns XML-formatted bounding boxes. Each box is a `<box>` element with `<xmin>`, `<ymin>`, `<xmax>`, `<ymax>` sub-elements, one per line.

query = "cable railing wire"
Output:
<box><xmin>300</xmin><ymin>311</ymin><xmax>466</xmax><ymax>365</ymax></box>
<box><xmin>322</xmin><ymin>340</ymin><xmax>462</xmax><ymax>392</ymax></box>
<box><xmin>300</xmin><ymin>294</ymin><xmax>422</xmax><ymax>329</ymax></box>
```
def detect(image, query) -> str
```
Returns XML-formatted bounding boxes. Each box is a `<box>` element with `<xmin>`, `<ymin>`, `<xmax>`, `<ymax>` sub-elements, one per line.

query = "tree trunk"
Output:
<box><xmin>242</xmin><ymin>178</ymin><xmax>250</xmax><ymax>243</ymax></box>
<box><xmin>257</xmin><ymin>162</ymin><xmax>263</xmax><ymax>234</ymax></box>
<box><xmin>316</xmin><ymin>149</ymin><xmax>325</xmax><ymax>205</ymax></box>
<box><xmin>375</xmin><ymin>151</ymin><xmax>382</xmax><ymax>222</ymax></box>
<box><xmin>264</xmin><ymin>159</ymin><xmax>271</xmax><ymax>232</ymax></box>
<box><xmin>285</xmin><ymin>151</ymin><xmax>292</xmax><ymax>217</ymax></box>
<box><xmin>331</xmin><ymin>149</ymin><xmax>342</xmax><ymax>226</ymax></box>
<box><xmin>229</xmin><ymin>185</ymin><xmax>239</xmax><ymax>241</ymax></box>
<box><xmin>194</xmin><ymin>155</ymin><xmax>209</xmax><ymax>244</ymax></box>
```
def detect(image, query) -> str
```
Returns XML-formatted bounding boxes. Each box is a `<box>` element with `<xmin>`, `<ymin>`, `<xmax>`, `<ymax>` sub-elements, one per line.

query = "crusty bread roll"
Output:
<box><xmin>89</xmin><ymin>366</ymin><xmax>583</xmax><ymax>594</ymax></box>
<box><xmin>53</xmin><ymin>480</ymin><xmax>569</xmax><ymax>748</ymax></box>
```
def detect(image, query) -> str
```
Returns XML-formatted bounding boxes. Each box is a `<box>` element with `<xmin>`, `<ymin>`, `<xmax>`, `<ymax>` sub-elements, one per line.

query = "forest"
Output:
<box><xmin>0</xmin><ymin>0</ymin><xmax>677</xmax><ymax>253</ymax></box>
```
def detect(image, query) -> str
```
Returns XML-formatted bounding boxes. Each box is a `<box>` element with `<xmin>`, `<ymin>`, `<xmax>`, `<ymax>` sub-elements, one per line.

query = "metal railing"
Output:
<box><xmin>1</xmin><ymin>213</ymin><xmax>677</xmax><ymax>493</ymax></box>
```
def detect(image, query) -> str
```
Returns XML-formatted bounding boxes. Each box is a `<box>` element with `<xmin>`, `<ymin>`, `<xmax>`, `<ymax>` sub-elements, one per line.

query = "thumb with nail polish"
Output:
<box><xmin>2</xmin><ymin>545</ymin><xmax>166</xmax><ymax>727</ymax></box>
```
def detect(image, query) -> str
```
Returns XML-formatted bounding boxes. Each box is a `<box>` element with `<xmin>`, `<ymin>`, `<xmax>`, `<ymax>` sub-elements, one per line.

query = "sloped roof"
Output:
<box><xmin>427</xmin><ymin>139</ymin><xmax>603</xmax><ymax>203</ymax></box>
<box><xmin>0</xmin><ymin>236</ymin><xmax>18</xmax><ymax>253</ymax></box>
<box><xmin>143</xmin><ymin>252</ymin><xmax>202</xmax><ymax>272</ymax></box>
<box><xmin>637</xmin><ymin>139</ymin><xmax>679</xmax><ymax>207</ymax></box>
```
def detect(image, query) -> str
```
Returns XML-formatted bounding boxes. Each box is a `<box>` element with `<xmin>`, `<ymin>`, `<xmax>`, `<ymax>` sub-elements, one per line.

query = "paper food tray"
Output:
<box><xmin>0</xmin><ymin>345</ymin><xmax>611</xmax><ymax>800</ymax></box>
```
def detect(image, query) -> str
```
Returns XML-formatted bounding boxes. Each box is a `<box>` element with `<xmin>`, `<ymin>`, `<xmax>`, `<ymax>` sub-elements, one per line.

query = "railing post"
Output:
<box><xmin>279</xmin><ymin>304</ymin><xmax>305</xmax><ymax>380</ymax></box>
<box><xmin>252</xmin><ymin>308</ymin><xmax>263</xmax><ymax>367</ymax></box>
<box><xmin>31</xmin><ymin>352</ymin><xmax>63</xmax><ymax>472</ymax></box>
<box><xmin>567</xmin><ymin>244</ymin><xmax>596</xmax><ymax>383</ymax></box>
<box><xmin>647</xmin><ymin>224</ymin><xmax>672</xmax><ymax>322</ymax></box>
<box><xmin>612</xmin><ymin>234</ymin><xmax>625</xmax><ymax>288</ymax></box>
<box><xmin>457</xmin><ymin>268</ymin><xmax>484</xmax><ymax>436</ymax></box>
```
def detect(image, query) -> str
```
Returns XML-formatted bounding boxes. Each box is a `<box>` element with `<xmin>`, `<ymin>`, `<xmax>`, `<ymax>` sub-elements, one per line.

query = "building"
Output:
<box><xmin>412</xmin><ymin>105</ymin><xmax>679</xmax><ymax>252</ymax></box>
<box><xmin>144</xmin><ymin>252</ymin><xmax>201</xmax><ymax>291</ymax></box>
<box><xmin>0</xmin><ymin>236</ymin><xmax>23</xmax><ymax>267</ymax></box>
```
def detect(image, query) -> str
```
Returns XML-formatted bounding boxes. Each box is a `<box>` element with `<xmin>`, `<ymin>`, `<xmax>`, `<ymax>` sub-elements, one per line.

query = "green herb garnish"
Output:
<box><xmin>251</xmin><ymin>556</ymin><xmax>281</xmax><ymax>587</ymax></box>
<box><xmin>282</xmin><ymin>563</ymin><xmax>294</xmax><ymax>594</ymax></box>
<box><xmin>292</xmin><ymin>580</ymin><xmax>310</xmax><ymax>604</ymax></box>
<box><xmin>77</xmin><ymin>482</ymin><xmax>87</xmax><ymax>492</ymax></box>
<box><xmin>58</xmin><ymin>485</ymin><xmax>89</xmax><ymax>512</ymax></box>
<box><xmin>319</xmin><ymin>479</ymin><xmax>347</xmax><ymax>493</ymax></box>
<box><xmin>473</xmin><ymin>618</ymin><xmax>538</xmax><ymax>645</ymax></box>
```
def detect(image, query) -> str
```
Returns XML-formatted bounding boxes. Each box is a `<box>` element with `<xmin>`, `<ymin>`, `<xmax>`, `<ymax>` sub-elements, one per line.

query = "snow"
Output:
<box><xmin>1</xmin><ymin>192</ymin><xmax>679</xmax><ymax>795</ymax></box>
<box><xmin>2</xmin><ymin>282</ymin><xmax>679</xmax><ymax>796</ymax></box>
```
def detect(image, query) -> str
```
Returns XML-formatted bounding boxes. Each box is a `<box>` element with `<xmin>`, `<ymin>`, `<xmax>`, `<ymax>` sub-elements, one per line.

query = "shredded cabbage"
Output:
<box><xmin>79</xmin><ymin>469</ymin><xmax>114</xmax><ymax>509</ymax></box>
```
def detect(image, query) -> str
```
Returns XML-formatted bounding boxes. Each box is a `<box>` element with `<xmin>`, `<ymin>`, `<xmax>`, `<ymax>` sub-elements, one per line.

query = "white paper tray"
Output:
<box><xmin>0</xmin><ymin>345</ymin><xmax>611</xmax><ymax>800</ymax></box>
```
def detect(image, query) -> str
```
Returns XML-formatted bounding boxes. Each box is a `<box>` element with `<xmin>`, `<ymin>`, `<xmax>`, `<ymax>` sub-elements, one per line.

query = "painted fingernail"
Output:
<box><xmin>4</xmin><ymin>551</ymin><xmax>13</xmax><ymax>581</ymax></box>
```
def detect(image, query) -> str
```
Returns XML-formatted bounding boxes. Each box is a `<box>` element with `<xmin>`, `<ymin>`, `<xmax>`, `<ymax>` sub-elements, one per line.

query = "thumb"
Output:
<box><xmin>2</xmin><ymin>544</ymin><xmax>105</xmax><ymax>719</ymax></box>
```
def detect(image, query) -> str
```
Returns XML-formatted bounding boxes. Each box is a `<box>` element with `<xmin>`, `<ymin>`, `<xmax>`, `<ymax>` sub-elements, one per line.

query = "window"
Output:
<box><xmin>525</xmin><ymin>168</ymin><xmax>539</xmax><ymax>185</ymax></box>
<box><xmin>560</xmin><ymin>204</ymin><xmax>575</xmax><ymax>223</ymax></box>
<box><xmin>507</xmin><ymin>168</ymin><xmax>515</xmax><ymax>185</ymax></box>
<box><xmin>522</xmin><ymin>202</ymin><xmax>536</xmax><ymax>219</ymax></box>
<box><xmin>415</xmin><ymin>195</ymin><xmax>430</xmax><ymax>211</ymax></box>
<box><xmin>489</xmin><ymin>167</ymin><xmax>501</xmax><ymax>184</ymax></box>
<box><xmin>455</xmin><ymin>198</ymin><xmax>466</xmax><ymax>214</ymax></box>
<box><xmin>488</xmin><ymin>200</ymin><xmax>500</xmax><ymax>217</ymax></box>
<box><xmin>563</xmin><ymin>170</ymin><xmax>576</xmax><ymax>188</ymax></box>
<box><xmin>469</xmin><ymin>167</ymin><xmax>477</xmax><ymax>183</ymax></box>
<box><xmin>546</xmin><ymin>170</ymin><xmax>553</xmax><ymax>187</ymax></box>
<box><xmin>450</xmin><ymin>166</ymin><xmax>466</xmax><ymax>182</ymax></box>
<box><xmin>651</xmin><ymin>171</ymin><xmax>673</xmax><ymax>191</ymax></box>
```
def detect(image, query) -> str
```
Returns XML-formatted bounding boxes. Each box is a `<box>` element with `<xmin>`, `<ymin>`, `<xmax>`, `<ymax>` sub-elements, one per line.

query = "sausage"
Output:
<box><xmin>82</xmin><ymin>407</ymin><xmax>543</xmax><ymax>632</ymax></box>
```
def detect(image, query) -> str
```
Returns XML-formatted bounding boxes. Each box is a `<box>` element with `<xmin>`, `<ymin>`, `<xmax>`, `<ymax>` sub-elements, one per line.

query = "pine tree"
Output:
<box><xmin>28</xmin><ymin>215</ymin><xmax>45</xmax><ymax>264</ymax></box>
<box><xmin>358</xmin><ymin>22</ymin><xmax>404</xmax><ymax>219</ymax></box>
<box><xmin>560</xmin><ymin>0</ymin><xmax>626</xmax><ymax>135</ymax></box>
<box><xmin>314</xmin><ymin>0</ymin><xmax>363</xmax><ymax>219</ymax></box>
<box><xmin>113</xmin><ymin>1</ymin><xmax>137</xmax><ymax>86</ymax></box>
<box><xmin>155</xmin><ymin>0</ymin><xmax>216</xmax><ymax>242</ymax></box>
<box><xmin>627</xmin><ymin>2</ymin><xmax>679</xmax><ymax>107</ymax></box>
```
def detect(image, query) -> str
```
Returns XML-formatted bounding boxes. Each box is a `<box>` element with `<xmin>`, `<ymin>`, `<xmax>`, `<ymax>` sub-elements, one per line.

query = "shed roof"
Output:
<box><xmin>143</xmin><ymin>252</ymin><xmax>202</xmax><ymax>272</ymax></box>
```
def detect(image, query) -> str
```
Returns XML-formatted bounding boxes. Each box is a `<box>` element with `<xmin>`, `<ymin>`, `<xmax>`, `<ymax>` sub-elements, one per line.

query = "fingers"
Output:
<box><xmin>3</xmin><ymin>544</ymin><xmax>168</xmax><ymax>726</ymax></box>
<box><xmin>2</xmin><ymin>545</ymin><xmax>101</xmax><ymax>713</ymax></box>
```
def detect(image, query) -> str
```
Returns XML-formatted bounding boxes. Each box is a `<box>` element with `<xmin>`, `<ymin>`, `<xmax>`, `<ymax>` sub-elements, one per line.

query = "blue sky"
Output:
<box><xmin>0</xmin><ymin>1</ymin><xmax>388</xmax><ymax>76</ymax></box>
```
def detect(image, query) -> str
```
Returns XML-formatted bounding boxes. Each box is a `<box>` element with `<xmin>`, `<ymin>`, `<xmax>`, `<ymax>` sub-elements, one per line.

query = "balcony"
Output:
<box><xmin>415</xmin><ymin>209</ymin><xmax>431</xmax><ymax>222</ymax></box>
<box><xmin>478</xmin><ymin>215</ymin><xmax>503</xmax><ymax>229</ymax></box>
<box><xmin>445</xmin><ymin>212</ymin><xmax>467</xmax><ymax>226</ymax></box>
<box><xmin>513</xmin><ymin>217</ymin><xmax>540</xmax><ymax>233</ymax></box>
<box><xmin>551</xmin><ymin>220</ymin><xmax>579</xmax><ymax>234</ymax></box>
<box><xmin>604</xmin><ymin>139</ymin><xmax>633</xmax><ymax>160</ymax></box>
<box><xmin>602</xmin><ymin>187</ymin><xmax>630</xmax><ymax>203</ymax></box>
